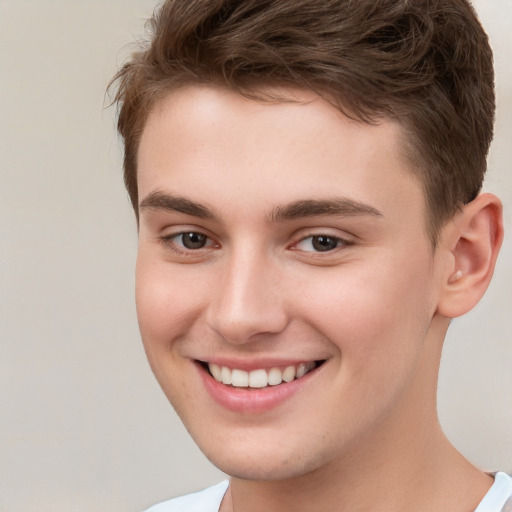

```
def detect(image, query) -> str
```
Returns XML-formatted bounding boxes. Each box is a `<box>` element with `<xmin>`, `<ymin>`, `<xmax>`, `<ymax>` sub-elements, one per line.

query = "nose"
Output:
<box><xmin>205</xmin><ymin>248</ymin><xmax>289</xmax><ymax>344</ymax></box>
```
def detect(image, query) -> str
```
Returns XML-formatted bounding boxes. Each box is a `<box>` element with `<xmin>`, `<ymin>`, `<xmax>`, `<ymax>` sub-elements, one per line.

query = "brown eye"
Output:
<box><xmin>311</xmin><ymin>235</ymin><xmax>341</xmax><ymax>252</ymax></box>
<box><xmin>180</xmin><ymin>232</ymin><xmax>208</xmax><ymax>249</ymax></box>
<box><xmin>293</xmin><ymin>234</ymin><xmax>353</xmax><ymax>254</ymax></box>
<box><xmin>294</xmin><ymin>234</ymin><xmax>351</xmax><ymax>253</ymax></box>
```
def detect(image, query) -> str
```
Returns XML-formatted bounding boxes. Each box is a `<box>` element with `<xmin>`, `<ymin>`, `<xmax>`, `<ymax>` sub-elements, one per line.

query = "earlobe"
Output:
<box><xmin>436</xmin><ymin>193</ymin><xmax>504</xmax><ymax>319</ymax></box>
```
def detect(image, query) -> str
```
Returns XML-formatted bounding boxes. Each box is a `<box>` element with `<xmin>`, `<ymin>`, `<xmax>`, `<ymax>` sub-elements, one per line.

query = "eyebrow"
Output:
<box><xmin>139</xmin><ymin>191</ymin><xmax>221</xmax><ymax>221</ymax></box>
<box><xmin>269</xmin><ymin>198</ymin><xmax>383</xmax><ymax>222</ymax></box>
<box><xmin>139</xmin><ymin>191</ymin><xmax>383</xmax><ymax>223</ymax></box>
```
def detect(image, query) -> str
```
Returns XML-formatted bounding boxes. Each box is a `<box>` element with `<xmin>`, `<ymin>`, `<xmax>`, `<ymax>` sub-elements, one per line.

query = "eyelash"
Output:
<box><xmin>292</xmin><ymin>234</ymin><xmax>354</xmax><ymax>253</ymax></box>
<box><xmin>159</xmin><ymin>231</ymin><xmax>353</xmax><ymax>257</ymax></box>
<box><xmin>159</xmin><ymin>231</ymin><xmax>217</xmax><ymax>255</ymax></box>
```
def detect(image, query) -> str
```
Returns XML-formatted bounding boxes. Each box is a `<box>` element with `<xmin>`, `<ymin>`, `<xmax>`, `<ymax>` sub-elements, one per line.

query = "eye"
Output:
<box><xmin>178</xmin><ymin>232</ymin><xmax>208</xmax><ymax>249</ymax></box>
<box><xmin>294</xmin><ymin>234</ymin><xmax>349</xmax><ymax>253</ymax></box>
<box><xmin>160</xmin><ymin>231</ymin><xmax>216</xmax><ymax>252</ymax></box>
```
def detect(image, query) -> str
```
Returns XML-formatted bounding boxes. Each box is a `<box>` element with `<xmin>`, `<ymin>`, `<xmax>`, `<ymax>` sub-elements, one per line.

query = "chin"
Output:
<box><xmin>198</xmin><ymin>435</ymin><xmax>337</xmax><ymax>482</ymax></box>
<box><xmin>209</xmin><ymin>456</ymin><xmax>313</xmax><ymax>482</ymax></box>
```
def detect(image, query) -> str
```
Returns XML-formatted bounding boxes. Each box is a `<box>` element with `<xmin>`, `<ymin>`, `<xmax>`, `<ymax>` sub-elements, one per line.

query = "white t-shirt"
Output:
<box><xmin>144</xmin><ymin>472</ymin><xmax>512</xmax><ymax>512</ymax></box>
<box><xmin>143</xmin><ymin>481</ymin><xmax>228</xmax><ymax>512</ymax></box>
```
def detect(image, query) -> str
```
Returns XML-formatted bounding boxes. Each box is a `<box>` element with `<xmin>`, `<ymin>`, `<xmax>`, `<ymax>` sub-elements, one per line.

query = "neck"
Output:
<box><xmin>225</xmin><ymin>421</ymin><xmax>492</xmax><ymax>512</ymax></box>
<box><xmin>222</xmin><ymin>318</ymin><xmax>492</xmax><ymax>512</ymax></box>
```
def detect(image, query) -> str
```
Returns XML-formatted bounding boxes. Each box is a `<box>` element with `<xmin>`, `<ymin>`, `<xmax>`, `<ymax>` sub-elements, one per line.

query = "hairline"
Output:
<box><xmin>132</xmin><ymin>80</ymin><xmax>444</xmax><ymax>247</ymax></box>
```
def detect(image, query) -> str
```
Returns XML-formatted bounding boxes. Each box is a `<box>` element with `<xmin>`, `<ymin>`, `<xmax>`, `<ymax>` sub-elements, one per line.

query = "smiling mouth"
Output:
<box><xmin>201</xmin><ymin>361</ymin><xmax>325</xmax><ymax>389</ymax></box>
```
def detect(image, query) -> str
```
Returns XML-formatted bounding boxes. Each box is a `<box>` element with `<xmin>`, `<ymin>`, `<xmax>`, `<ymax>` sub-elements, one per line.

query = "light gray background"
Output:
<box><xmin>1</xmin><ymin>1</ymin><xmax>511</xmax><ymax>511</ymax></box>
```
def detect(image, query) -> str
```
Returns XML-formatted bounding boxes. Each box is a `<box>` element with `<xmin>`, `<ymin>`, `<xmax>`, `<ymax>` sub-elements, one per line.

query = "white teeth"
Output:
<box><xmin>207</xmin><ymin>362</ymin><xmax>316</xmax><ymax>388</ymax></box>
<box><xmin>267</xmin><ymin>367</ymin><xmax>283</xmax><ymax>386</ymax></box>
<box><xmin>220</xmin><ymin>366</ymin><xmax>232</xmax><ymax>385</ymax></box>
<box><xmin>282</xmin><ymin>365</ymin><xmax>296</xmax><ymax>383</ymax></box>
<box><xmin>209</xmin><ymin>363</ymin><xmax>222</xmax><ymax>382</ymax></box>
<box><xmin>296</xmin><ymin>362</ymin><xmax>307</xmax><ymax>378</ymax></box>
<box><xmin>249</xmin><ymin>369</ymin><xmax>268</xmax><ymax>388</ymax></box>
<box><xmin>231</xmin><ymin>369</ymin><xmax>249</xmax><ymax>387</ymax></box>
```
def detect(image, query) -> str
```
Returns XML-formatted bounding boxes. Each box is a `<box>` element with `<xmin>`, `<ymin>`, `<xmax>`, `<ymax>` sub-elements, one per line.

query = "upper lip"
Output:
<box><xmin>196</xmin><ymin>357</ymin><xmax>326</xmax><ymax>372</ymax></box>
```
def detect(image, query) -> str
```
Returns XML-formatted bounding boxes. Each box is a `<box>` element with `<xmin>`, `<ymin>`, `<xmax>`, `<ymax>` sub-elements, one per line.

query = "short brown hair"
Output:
<box><xmin>110</xmin><ymin>0</ymin><xmax>495</xmax><ymax>243</ymax></box>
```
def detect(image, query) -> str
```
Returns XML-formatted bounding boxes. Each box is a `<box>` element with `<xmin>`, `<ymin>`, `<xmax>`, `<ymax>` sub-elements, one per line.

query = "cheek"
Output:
<box><xmin>134</xmin><ymin>257</ymin><xmax>209</xmax><ymax>406</ymax></box>
<box><xmin>135</xmin><ymin>256</ymin><xmax>206</xmax><ymax>352</ymax></box>
<box><xmin>296</xmin><ymin>254</ymin><xmax>435</xmax><ymax>373</ymax></box>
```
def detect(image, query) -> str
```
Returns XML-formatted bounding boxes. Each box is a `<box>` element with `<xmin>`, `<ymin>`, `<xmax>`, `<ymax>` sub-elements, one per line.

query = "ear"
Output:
<box><xmin>436</xmin><ymin>193</ymin><xmax>504</xmax><ymax>319</ymax></box>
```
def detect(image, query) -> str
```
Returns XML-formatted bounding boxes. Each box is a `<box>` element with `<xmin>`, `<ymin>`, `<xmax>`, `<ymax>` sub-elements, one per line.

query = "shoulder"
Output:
<box><xmin>143</xmin><ymin>481</ymin><xmax>229</xmax><ymax>512</ymax></box>
<box><xmin>475</xmin><ymin>472</ymin><xmax>512</xmax><ymax>512</ymax></box>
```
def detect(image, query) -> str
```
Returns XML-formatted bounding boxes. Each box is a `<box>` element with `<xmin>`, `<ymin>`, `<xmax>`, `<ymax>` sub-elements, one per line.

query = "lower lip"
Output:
<box><xmin>197</xmin><ymin>363</ymin><xmax>320</xmax><ymax>414</ymax></box>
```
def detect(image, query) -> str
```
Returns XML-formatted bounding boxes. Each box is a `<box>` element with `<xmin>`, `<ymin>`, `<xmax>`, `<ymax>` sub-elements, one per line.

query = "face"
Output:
<box><xmin>135</xmin><ymin>86</ymin><xmax>448</xmax><ymax>481</ymax></box>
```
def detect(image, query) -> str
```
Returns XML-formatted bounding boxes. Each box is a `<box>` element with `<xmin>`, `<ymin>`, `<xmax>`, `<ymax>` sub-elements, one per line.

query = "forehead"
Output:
<box><xmin>139</xmin><ymin>85</ymin><xmax>403</xmax><ymax>162</ymax></box>
<box><xmin>137</xmin><ymin>85</ymin><xmax>424</xmax><ymax>226</ymax></box>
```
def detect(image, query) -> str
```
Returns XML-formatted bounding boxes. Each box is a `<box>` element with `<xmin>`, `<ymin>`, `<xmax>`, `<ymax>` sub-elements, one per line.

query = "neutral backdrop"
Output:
<box><xmin>1</xmin><ymin>1</ymin><xmax>511</xmax><ymax>511</ymax></box>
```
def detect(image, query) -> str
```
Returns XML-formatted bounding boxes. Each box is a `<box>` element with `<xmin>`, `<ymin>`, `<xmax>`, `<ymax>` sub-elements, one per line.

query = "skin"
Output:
<box><xmin>135</xmin><ymin>86</ymin><xmax>502</xmax><ymax>512</ymax></box>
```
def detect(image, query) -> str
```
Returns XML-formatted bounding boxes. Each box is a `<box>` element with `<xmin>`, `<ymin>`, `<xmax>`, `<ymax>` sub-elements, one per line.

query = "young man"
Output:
<box><xmin>111</xmin><ymin>1</ymin><xmax>511</xmax><ymax>510</ymax></box>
